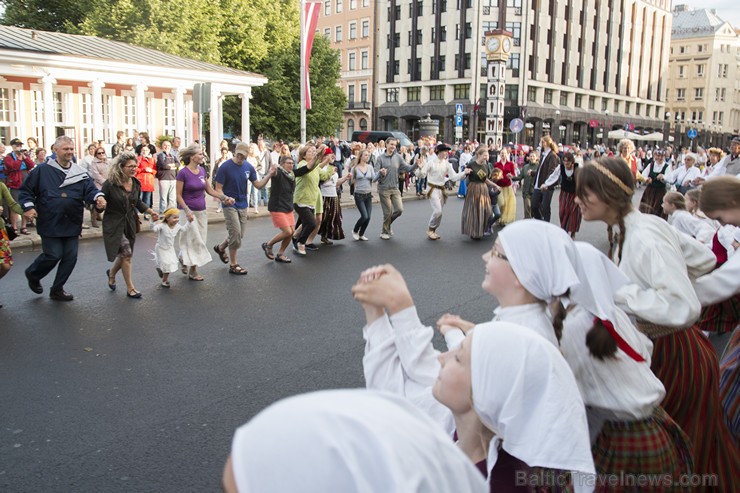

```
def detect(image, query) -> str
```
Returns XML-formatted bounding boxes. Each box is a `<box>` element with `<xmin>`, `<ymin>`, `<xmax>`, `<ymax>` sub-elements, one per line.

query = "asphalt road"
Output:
<box><xmin>1</xmin><ymin>191</ymin><xmax>611</xmax><ymax>492</ymax></box>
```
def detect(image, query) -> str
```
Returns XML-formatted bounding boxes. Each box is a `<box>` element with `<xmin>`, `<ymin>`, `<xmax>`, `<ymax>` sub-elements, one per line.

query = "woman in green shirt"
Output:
<box><xmin>1</xmin><ymin>181</ymin><xmax>24</xmax><ymax>307</ymax></box>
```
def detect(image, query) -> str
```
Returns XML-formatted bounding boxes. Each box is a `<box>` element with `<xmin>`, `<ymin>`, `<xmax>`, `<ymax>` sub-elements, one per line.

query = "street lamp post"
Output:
<box><xmin>603</xmin><ymin>110</ymin><xmax>610</xmax><ymax>146</ymax></box>
<box><xmin>664</xmin><ymin>112</ymin><xmax>671</xmax><ymax>148</ymax></box>
<box><xmin>555</xmin><ymin>109</ymin><xmax>561</xmax><ymax>143</ymax></box>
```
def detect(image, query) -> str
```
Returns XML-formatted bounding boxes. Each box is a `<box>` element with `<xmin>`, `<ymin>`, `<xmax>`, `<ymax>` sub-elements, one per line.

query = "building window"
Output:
<box><xmin>464</xmin><ymin>22</ymin><xmax>472</xmax><ymax>39</ymax></box>
<box><xmin>455</xmin><ymin>53</ymin><xmax>471</xmax><ymax>70</ymax></box>
<box><xmin>0</xmin><ymin>86</ymin><xmax>21</xmax><ymax>146</ymax></box>
<box><xmin>506</xmin><ymin>53</ymin><xmax>520</xmax><ymax>78</ymax></box>
<box><xmin>429</xmin><ymin>85</ymin><xmax>445</xmax><ymax>101</ymax></box>
<box><xmin>324</xmin><ymin>0</ymin><xmax>331</xmax><ymax>16</ymax></box>
<box><xmin>362</xmin><ymin>20</ymin><xmax>369</xmax><ymax>37</ymax></box>
<box><xmin>101</xmin><ymin>92</ymin><xmax>114</xmax><ymax>144</ymax></box>
<box><xmin>163</xmin><ymin>97</ymin><xmax>176</xmax><ymax>136</ymax></box>
<box><xmin>678</xmin><ymin>65</ymin><xmax>685</xmax><ymax>78</ymax></box>
<box><xmin>588</xmin><ymin>96</ymin><xmax>596</xmax><ymax>110</ymax></box>
<box><xmin>347</xmin><ymin>119</ymin><xmax>355</xmax><ymax>140</ymax></box>
<box><xmin>679</xmin><ymin>45</ymin><xmax>685</xmax><ymax>54</ymax></box>
<box><xmin>324</xmin><ymin>27</ymin><xmax>331</xmax><ymax>39</ymax></box>
<box><xmin>527</xmin><ymin>86</ymin><xmax>537</xmax><ymax>102</ymax></box>
<box><xmin>718</xmin><ymin>112</ymin><xmax>723</xmax><ymax>125</ymax></box>
<box><xmin>676</xmin><ymin>88</ymin><xmax>686</xmax><ymax>101</ymax></box>
<box><xmin>613</xmin><ymin>100</ymin><xmax>620</xmax><ymax>113</ymax></box>
<box><xmin>440</xmin><ymin>26</ymin><xmax>447</xmax><ymax>41</ymax></box>
<box><xmin>625</xmin><ymin>102</ymin><xmax>631</xmax><ymax>114</ymax></box>
<box><xmin>544</xmin><ymin>89</ymin><xmax>553</xmax><ymax>104</ymax></box>
<box><xmin>348</xmin><ymin>85</ymin><xmax>355</xmax><ymax>103</ymax></box>
<box><xmin>336</xmin><ymin>0</ymin><xmax>342</xmax><ymax>13</ymax></box>
<box><xmin>505</xmin><ymin>22</ymin><xmax>522</xmax><ymax>46</ymax></box>
<box><xmin>363</xmin><ymin>0</ymin><xmax>369</xmax><ymax>6</ymax></box>
<box><xmin>360</xmin><ymin>84</ymin><xmax>368</xmax><ymax>102</ymax></box>
<box><xmin>560</xmin><ymin>92</ymin><xmax>568</xmax><ymax>106</ymax></box>
<box><xmin>386</xmin><ymin>88</ymin><xmax>399</xmax><ymax>102</ymax></box>
<box><xmin>720</xmin><ymin>88</ymin><xmax>726</xmax><ymax>101</ymax></box>
<box><xmin>361</xmin><ymin>51</ymin><xmax>369</xmax><ymax>69</ymax></box>
<box><xmin>601</xmin><ymin>99</ymin><xmax>608</xmax><ymax>112</ymax></box>
<box><xmin>696</xmin><ymin>64</ymin><xmax>704</xmax><ymax>77</ymax></box>
<box><xmin>504</xmin><ymin>84</ymin><xmax>519</xmax><ymax>105</ymax></box>
<box><xmin>335</xmin><ymin>26</ymin><xmax>342</xmax><ymax>42</ymax></box>
<box><xmin>350</xmin><ymin>0</ymin><xmax>357</xmax><ymax>9</ymax></box>
<box><xmin>359</xmin><ymin>118</ymin><xmax>368</xmax><ymax>130</ymax></box>
<box><xmin>407</xmin><ymin>87</ymin><xmax>421</xmax><ymax>101</ymax></box>
<box><xmin>453</xmin><ymin>84</ymin><xmax>469</xmax><ymax>99</ymax></box>
<box><xmin>694</xmin><ymin>88</ymin><xmax>703</xmax><ymax>100</ymax></box>
<box><xmin>574</xmin><ymin>94</ymin><xmax>582</xmax><ymax>108</ymax></box>
<box><xmin>349</xmin><ymin>52</ymin><xmax>356</xmax><ymax>70</ymax></box>
<box><xmin>349</xmin><ymin>22</ymin><xmax>357</xmax><ymax>40</ymax></box>
<box><xmin>635</xmin><ymin>103</ymin><xmax>641</xmax><ymax>116</ymax></box>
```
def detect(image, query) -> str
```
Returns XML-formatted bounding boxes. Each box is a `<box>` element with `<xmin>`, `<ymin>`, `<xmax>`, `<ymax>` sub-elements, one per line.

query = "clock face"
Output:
<box><xmin>487</xmin><ymin>37</ymin><xmax>500</xmax><ymax>53</ymax></box>
<box><xmin>502</xmin><ymin>38</ymin><xmax>511</xmax><ymax>53</ymax></box>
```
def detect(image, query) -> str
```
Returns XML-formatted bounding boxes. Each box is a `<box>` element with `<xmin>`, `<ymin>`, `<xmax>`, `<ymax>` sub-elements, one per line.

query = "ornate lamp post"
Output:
<box><xmin>483</xmin><ymin>29</ymin><xmax>513</xmax><ymax>150</ymax></box>
<box><xmin>663</xmin><ymin>112</ymin><xmax>671</xmax><ymax>148</ymax></box>
<box><xmin>603</xmin><ymin>110</ymin><xmax>610</xmax><ymax>146</ymax></box>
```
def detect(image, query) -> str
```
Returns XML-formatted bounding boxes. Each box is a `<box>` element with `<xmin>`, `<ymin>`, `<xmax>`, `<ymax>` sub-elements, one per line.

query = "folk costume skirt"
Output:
<box><xmin>639</xmin><ymin>186</ymin><xmax>667</xmax><ymax>219</ymax></box>
<box><xmin>591</xmin><ymin>407</ymin><xmax>693</xmax><ymax>493</ymax></box>
<box><xmin>318</xmin><ymin>196</ymin><xmax>345</xmax><ymax>240</ymax></box>
<box><xmin>0</xmin><ymin>228</ymin><xmax>12</xmax><ymax>266</ymax></box>
<box><xmin>719</xmin><ymin>328</ymin><xmax>740</xmax><ymax>445</ymax></box>
<box><xmin>697</xmin><ymin>294</ymin><xmax>740</xmax><ymax>335</ymax></box>
<box><xmin>461</xmin><ymin>182</ymin><xmax>491</xmax><ymax>239</ymax></box>
<box><xmin>497</xmin><ymin>185</ymin><xmax>516</xmax><ymax>225</ymax></box>
<box><xmin>649</xmin><ymin>325</ymin><xmax>740</xmax><ymax>492</ymax></box>
<box><xmin>558</xmin><ymin>190</ymin><xmax>582</xmax><ymax>234</ymax></box>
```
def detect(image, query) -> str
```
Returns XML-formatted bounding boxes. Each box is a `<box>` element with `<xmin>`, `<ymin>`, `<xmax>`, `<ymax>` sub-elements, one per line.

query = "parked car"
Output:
<box><xmin>351</xmin><ymin>131</ymin><xmax>413</xmax><ymax>147</ymax></box>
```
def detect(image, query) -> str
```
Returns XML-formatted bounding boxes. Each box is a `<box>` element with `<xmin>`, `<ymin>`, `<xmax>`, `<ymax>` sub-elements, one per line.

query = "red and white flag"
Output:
<box><xmin>303</xmin><ymin>2</ymin><xmax>321</xmax><ymax>110</ymax></box>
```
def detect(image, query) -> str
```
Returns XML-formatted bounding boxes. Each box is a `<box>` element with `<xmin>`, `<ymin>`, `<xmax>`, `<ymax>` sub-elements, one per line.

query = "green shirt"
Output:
<box><xmin>0</xmin><ymin>181</ymin><xmax>24</xmax><ymax>230</ymax></box>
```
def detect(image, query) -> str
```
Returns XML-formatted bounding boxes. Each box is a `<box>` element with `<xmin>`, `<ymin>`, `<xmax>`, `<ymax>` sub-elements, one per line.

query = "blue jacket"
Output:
<box><xmin>19</xmin><ymin>161</ymin><xmax>102</xmax><ymax>238</ymax></box>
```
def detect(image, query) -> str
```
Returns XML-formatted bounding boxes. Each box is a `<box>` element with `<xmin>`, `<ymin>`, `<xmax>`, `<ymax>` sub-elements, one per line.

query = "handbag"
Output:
<box><xmin>5</xmin><ymin>222</ymin><xmax>17</xmax><ymax>241</ymax></box>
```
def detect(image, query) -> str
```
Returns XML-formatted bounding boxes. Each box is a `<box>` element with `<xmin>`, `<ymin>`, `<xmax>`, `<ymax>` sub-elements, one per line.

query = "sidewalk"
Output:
<box><xmin>9</xmin><ymin>187</ymin><xmax>435</xmax><ymax>250</ymax></box>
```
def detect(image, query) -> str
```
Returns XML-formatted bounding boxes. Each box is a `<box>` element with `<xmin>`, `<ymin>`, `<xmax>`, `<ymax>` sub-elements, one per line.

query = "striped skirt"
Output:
<box><xmin>317</xmin><ymin>196</ymin><xmax>345</xmax><ymax>240</ymax></box>
<box><xmin>720</xmin><ymin>328</ymin><xmax>740</xmax><ymax>445</ymax></box>
<box><xmin>697</xmin><ymin>294</ymin><xmax>740</xmax><ymax>335</ymax></box>
<box><xmin>461</xmin><ymin>182</ymin><xmax>492</xmax><ymax>239</ymax></box>
<box><xmin>558</xmin><ymin>190</ymin><xmax>582</xmax><ymax>234</ymax></box>
<box><xmin>650</xmin><ymin>325</ymin><xmax>740</xmax><ymax>492</ymax></box>
<box><xmin>592</xmin><ymin>407</ymin><xmax>693</xmax><ymax>493</ymax></box>
<box><xmin>497</xmin><ymin>185</ymin><xmax>517</xmax><ymax>225</ymax></box>
<box><xmin>639</xmin><ymin>186</ymin><xmax>667</xmax><ymax>219</ymax></box>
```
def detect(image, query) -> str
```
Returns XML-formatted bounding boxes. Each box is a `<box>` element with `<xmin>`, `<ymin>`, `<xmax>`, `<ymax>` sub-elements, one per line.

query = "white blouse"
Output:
<box><xmin>493</xmin><ymin>303</ymin><xmax>559</xmax><ymax>347</ymax></box>
<box><xmin>668</xmin><ymin>210</ymin><xmax>716</xmax><ymax>247</ymax></box>
<box><xmin>692</xmin><ymin>245</ymin><xmax>740</xmax><ymax>306</ymax></box>
<box><xmin>614</xmin><ymin>210</ymin><xmax>715</xmax><ymax>327</ymax></box>
<box><xmin>666</xmin><ymin>164</ymin><xmax>701</xmax><ymax>187</ymax></box>
<box><xmin>420</xmin><ymin>159</ymin><xmax>467</xmax><ymax>188</ymax></box>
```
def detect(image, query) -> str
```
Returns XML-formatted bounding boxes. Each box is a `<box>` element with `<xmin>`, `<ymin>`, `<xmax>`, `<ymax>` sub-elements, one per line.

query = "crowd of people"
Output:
<box><xmin>1</xmin><ymin>128</ymin><xmax>739</xmax><ymax>492</ymax></box>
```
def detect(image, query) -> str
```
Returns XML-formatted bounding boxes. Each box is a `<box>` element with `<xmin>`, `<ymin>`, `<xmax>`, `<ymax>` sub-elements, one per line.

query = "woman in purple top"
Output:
<box><xmin>176</xmin><ymin>144</ymin><xmax>232</xmax><ymax>281</ymax></box>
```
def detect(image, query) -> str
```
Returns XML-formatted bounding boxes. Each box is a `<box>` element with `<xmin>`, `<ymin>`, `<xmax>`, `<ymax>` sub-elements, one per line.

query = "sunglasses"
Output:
<box><xmin>96</xmin><ymin>151</ymin><xmax>106</xmax><ymax>155</ymax></box>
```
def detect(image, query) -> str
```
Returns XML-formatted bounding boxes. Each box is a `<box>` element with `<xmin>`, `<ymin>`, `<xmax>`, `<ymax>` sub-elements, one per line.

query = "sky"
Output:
<box><xmin>686</xmin><ymin>0</ymin><xmax>740</xmax><ymax>28</ymax></box>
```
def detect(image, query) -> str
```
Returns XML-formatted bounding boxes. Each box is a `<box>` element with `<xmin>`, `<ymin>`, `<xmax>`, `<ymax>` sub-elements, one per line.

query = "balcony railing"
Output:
<box><xmin>347</xmin><ymin>101</ymin><xmax>372</xmax><ymax>110</ymax></box>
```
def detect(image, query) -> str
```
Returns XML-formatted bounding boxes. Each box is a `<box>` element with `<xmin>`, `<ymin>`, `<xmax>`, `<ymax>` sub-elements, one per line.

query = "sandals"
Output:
<box><xmin>320</xmin><ymin>237</ymin><xmax>334</xmax><ymax>245</ymax></box>
<box><xmin>161</xmin><ymin>281</ymin><xmax>170</xmax><ymax>288</ymax></box>
<box><xmin>261</xmin><ymin>242</ymin><xmax>275</xmax><ymax>260</ymax></box>
<box><xmin>275</xmin><ymin>253</ymin><xmax>292</xmax><ymax>263</ymax></box>
<box><xmin>20</xmin><ymin>228</ymin><xmax>29</xmax><ymax>235</ymax></box>
<box><xmin>106</xmin><ymin>269</ymin><xmax>116</xmax><ymax>291</ymax></box>
<box><xmin>179</xmin><ymin>258</ymin><xmax>187</xmax><ymax>275</ymax></box>
<box><xmin>213</xmin><ymin>244</ymin><xmax>229</xmax><ymax>264</ymax></box>
<box><xmin>127</xmin><ymin>289</ymin><xmax>142</xmax><ymax>298</ymax></box>
<box><xmin>229</xmin><ymin>264</ymin><xmax>248</xmax><ymax>275</ymax></box>
<box><xmin>188</xmin><ymin>273</ymin><xmax>204</xmax><ymax>281</ymax></box>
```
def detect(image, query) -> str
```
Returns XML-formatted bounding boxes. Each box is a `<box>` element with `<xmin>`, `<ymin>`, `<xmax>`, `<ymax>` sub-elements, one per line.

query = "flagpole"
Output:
<box><xmin>300</xmin><ymin>0</ymin><xmax>306</xmax><ymax>144</ymax></box>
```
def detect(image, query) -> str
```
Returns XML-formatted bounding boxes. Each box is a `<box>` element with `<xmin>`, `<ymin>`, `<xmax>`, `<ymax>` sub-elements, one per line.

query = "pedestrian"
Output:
<box><xmin>136</xmin><ymin>145</ymin><xmax>156</xmax><ymax>218</ymax></box>
<box><xmin>176</xmin><ymin>143</ymin><xmax>225</xmax><ymax>281</ymax></box>
<box><xmin>246</xmin><ymin>143</ymin><xmax>264</xmax><ymax>214</ymax></box>
<box><xmin>541</xmin><ymin>152</ymin><xmax>581</xmax><ymax>239</ymax></box>
<box><xmin>0</xmin><ymin>181</ymin><xmax>24</xmax><ymax>309</ymax></box>
<box><xmin>617</xmin><ymin>139</ymin><xmax>639</xmax><ymax>181</ymax></box>
<box><xmin>20</xmin><ymin>136</ymin><xmax>107</xmax><ymax>301</ymax></box>
<box><xmin>150</xmin><ymin>208</ymin><xmax>188</xmax><ymax>288</ymax></box>
<box><xmin>662</xmin><ymin>191</ymin><xmax>716</xmax><ymax>247</ymax></box>
<box><xmin>457</xmin><ymin>144</ymin><xmax>473</xmax><ymax>198</ymax></box>
<box><xmin>531</xmin><ymin>135</ymin><xmax>560</xmax><ymax>222</ymax></box>
<box><xmin>374</xmin><ymin>138</ymin><xmax>416</xmax><ymax>240</ymax></box>
<box><xmin>348</xmin><ymin>150</ymin><xmax>377</xmax><ymax>241</ymax></box>
<box><xmin>696</xmin><ymin>138</ymin><xmax>740</xmax><ymax>183</ymax></box>
<box><xmin>261</xmin><ymin>156</ymin><xmax>293</xmax><ymax>263</ymax></box>
<box><xmin>461</xmin><ymin>146</ymin><xmax>495</xmax><ymax>240</ymax></box>
<box><xmin>511</xmin><ymin>150</ymin><xmax>537</xmax><ymax>219</ymax></box>
<box><xmin>575</xmin><ymin>158</ymin><xmax>739</xmax><ymax>490</ymax></box>
<box><xmin>666</xmin><ymin>152</ymin><xmax>700</xmax><ymax>194</ymax></box>
<box><xmin>419</xmin><ymin>143</ymin><xmax>468</xmax><ymax>240</ymax></box>
<box><xmin>291</xmin><ymin>143</ymin><xmax>331</xmax><ymax>256</ymax></box>
<box><xmin>102</xmin><ymin>151</ymin><xmax>158</xmax><ymax>298</ymax></box>
<box><xmin>212</xmin><ymin>142</ymin><xmax>268</xmax><ymax>275</ymax></box>
<box><xmin>638</xmin><ymin>149</ymin><xmax>670</xmax><ymax>219</ymax></box>
<box><xmin>492</xmin><ymin>146</ymin><xmax>517</xmax><ymax>226</ymax></box>
<box><xmin>414</xmin><ymin>146</ymin><xmax>429</xmax><ymax>197</ymax></box>
<box><xmin>353</xmin><ymin>265</ymin><xmax>595</xmax><ymax>489</ymax></box>
<box><xmin>222</xmin><ymin>390</ymin><xmax>487</xmax><ymax>493</ymax></box>
<box><xmin>317</xmin><ymin>161</ymin><xmax>351</xmax><ymax>245</ymax></box>
<box><xmin>156</xmin><ymin>140</ymin><xmax>179</xmax><ymax>213</ymax></box>
<box><xmin>3</xmin><ymin>138</ymin><xmax>36</xmax><ymax>235</ymax></box>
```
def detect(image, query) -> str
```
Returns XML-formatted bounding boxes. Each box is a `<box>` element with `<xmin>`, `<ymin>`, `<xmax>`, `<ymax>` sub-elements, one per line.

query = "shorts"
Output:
<box><xmin>271</xmin><ymin>211</ymin><xmax>294</xmax><ymax>229</ymax></box>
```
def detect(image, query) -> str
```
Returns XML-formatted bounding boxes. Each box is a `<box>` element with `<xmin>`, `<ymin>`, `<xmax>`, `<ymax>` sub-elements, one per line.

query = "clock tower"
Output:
<box><xmin>483</xmin><ymin>30</ymin><xmax>513</xmax><ymax>150</ymax></box>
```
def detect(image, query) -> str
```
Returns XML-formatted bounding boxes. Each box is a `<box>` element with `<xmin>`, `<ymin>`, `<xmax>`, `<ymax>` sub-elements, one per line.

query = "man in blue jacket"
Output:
<box><xmin>19</xmin><ymin>136</ymin><xmax>106</xmax><ymax>301</ymax></box>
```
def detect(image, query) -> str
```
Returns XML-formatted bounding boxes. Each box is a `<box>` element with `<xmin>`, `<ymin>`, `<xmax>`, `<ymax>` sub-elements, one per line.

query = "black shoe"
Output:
<box><xmin>49</xmin><ymin>289</ymin><xmax>74</xmax><ymax>302</ymax></box>
<box><xmin>292</xmin><ymin>237</ymin><xmax>298</xmax><ymax>250</ymax></box>
<box><xmin>25</xmin><ymin>270</ymin><xmax>43</xmax><ymax>294</ymax></box>
<box><xmin>305</xmin><ymin>243</ymin><xmax>319</xmax><ymax>251</ymax></box>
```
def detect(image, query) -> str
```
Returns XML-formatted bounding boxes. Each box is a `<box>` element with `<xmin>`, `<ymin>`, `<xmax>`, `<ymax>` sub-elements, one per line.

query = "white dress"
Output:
<box><xmin>668</xmin><ymin>209</ymin><xmax>716</xmax><ymax>247</ymax></box>
<box><xmin>151</xmin><ymin>221</ymin><xmax>188</xmax><ymax>273</ymax></box>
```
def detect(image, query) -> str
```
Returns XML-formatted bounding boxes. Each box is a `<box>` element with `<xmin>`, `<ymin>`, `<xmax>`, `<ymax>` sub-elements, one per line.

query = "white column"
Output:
<box><xmin>209</xmin><ymin>87</ymin><xmax>220</xmax><ymax>169</ymax></box>
<box><xmin>240</xmin><ymin>88</ymin><xmax>251</xmax><ymax>144</ymax></box>
<box><xmin>41</xmin><ymin>74</ymin><xmax>56</xmax><ymax>149</ymax></box>
<box><xmin>90</xmin><ymin>79</ymin><xmax>105</xmax><ymax>141</ymax></box>
<box><xmin>174</xmin><ymin>86</ymin><xmax>185</xmax><ymax>140</ymax></box>
<box><xmin>135</xmin><ymin>83</ymin><xmax>148</xmax><ymax>133</ymax></box>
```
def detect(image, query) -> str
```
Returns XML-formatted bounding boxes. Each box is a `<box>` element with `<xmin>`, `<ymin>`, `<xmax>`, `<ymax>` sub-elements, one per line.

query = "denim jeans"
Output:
<box><xmin>416</xmin><ymin>177</ymin><xmax>427</xmax><ymax>195</ymax></box>
<box><xmin>353</xmin><ymin>192</ymin><xmax>373</xmax><ymax>235</ymax></box>
<box><xmin>140</xmin><ymin>191</ymin><xmax>153</xmax><ymax>209</ymax></box>
<box><xmin>26</xmin><ymin>236</ymin><xmax>80</xmax><ymax>292</ymax></box>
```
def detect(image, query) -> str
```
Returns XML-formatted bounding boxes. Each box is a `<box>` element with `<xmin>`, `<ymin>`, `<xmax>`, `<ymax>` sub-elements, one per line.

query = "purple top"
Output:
<box><xmin>176</xmin><ymin>166</ymin><xmax>207</xmax><ymax>211</ymax></box>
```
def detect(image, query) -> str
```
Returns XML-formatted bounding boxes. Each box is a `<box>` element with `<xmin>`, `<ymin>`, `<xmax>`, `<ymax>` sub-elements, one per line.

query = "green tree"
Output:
<box><xmin>249</xmin><ymin>35</ymin><xmax>346</xmax><ymax>142</ymax></box>
<box><xmin>0</xmin><ymin>0</ymin><xmax>94</xmax><ymax>33</ymax></box>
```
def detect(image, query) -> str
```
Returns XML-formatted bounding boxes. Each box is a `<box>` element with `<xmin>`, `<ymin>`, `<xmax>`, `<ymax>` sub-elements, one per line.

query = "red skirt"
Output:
<box><xmin>697</xmin><ymin>294</ymin><xmax>740</xmax><ymax>335</ymax></box>
<box><xmin>650</xmin><ymin>325</ymin><xmax>740</xmax><ymax>491</ymax></box>
<box><xmin>558</xmin><ymin>191</ymin><xmax>581</xmax><ymax>234</ymax></box>
<box><xmin>720</xmin><ymin>328</ymin><xmax>740</xmax><ymax>446</ymax></box>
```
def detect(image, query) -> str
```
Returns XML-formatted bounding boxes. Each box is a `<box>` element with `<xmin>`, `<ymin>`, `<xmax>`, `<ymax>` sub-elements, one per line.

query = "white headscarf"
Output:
<box><xmin>470</xmin><ymin>322</ymin><xmax>595</xmax><ymax>476</ymax></box>
<box><xmin>570</xmin><ymin>242</ymin><xmax>631</xmax><ymax>322</ymax></box>
<box><xmin>230</xmin><ymin>389</ymin><xmax>488</xmax><ymax>493</ymax></box>
<box><xmin>498</xmin><ymin>220</ymin><xmax>581</xmax><ymax>303</ymax></box>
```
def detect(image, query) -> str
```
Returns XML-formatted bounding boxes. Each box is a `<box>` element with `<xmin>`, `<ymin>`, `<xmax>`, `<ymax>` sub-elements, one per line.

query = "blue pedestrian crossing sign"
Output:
<box><xmin>455</xmin><ymin>114</ymin><xmax>463</xmax><ymax>127</ymax></box>
<box><xmin>455</xmin><ymin>103</ymin><xmax>464</xmax><ymax>115</ymax></box>
<box><xmin>687</xmin><ymin>129</ymin><xmax>697</xmax><ymax>139</ymax></box>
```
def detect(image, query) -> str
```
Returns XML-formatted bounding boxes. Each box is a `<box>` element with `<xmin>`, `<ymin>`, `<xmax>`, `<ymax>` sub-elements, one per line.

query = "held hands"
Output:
<box><xmin>352</xmin><ymin>264</ymin><xmax>414</xmax><ymax>316</ymax></box>
<box><xmin>23</xmin><ymin>208</ymin><xmax>37</xmax><ymax>220</ymax></box>
<box><xmin>436</xmin><ymin>314</ymin><xmax>475</xmax><ymax>336</ymax></box>
<box><xmin>541</xmin><ymin>185</ymin><xmax>548</xmax><ymax>191</ymax></box>
<box><xmin>464</xmin><ymin>168</ymin><xmax>472</xmax><ymax>175</ymax></box>
<box><xmin>95</xmin><ymin>196</ymin><xmax>107</xmax><ymax>210</ymax></box>
<box><xmin>224</xmin><ymin>197</ymin><xmax>236</xmax><ymax>206</ymax></box>
<box><xmin>379</xmin><ymin>168</ymin><xmax>388</xmax><ymax>176</ymax></box>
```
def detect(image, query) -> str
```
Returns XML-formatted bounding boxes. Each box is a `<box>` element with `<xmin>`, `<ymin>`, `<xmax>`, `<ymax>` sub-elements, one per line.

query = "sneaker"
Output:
<box><xmin>427</xmin><ymin>230</ymin><xmax>437</xmax><ymax>240</ymax></box>
<box><xmin>390</xmin><ymin>229</ymin><xmax>394</xmax><ymax>236</ymax></box>
<box><xmin>294</xmin><ymin>243</ymin><xmax>307</xmax><ymax>256</ymax></box>
<box><xmin>380</xmin><ymin>233</ymin><xmax>391</xmax><ymax>240</ymax></box>
<box><xmin>352</xmin><ymin>231</ymin><xmax>360</xmax><ymax>241</ymax></box>
<box><xmin>305</xmin><ymin>243</ymin><xmax>319</xmax><ymax>251</ymax></box>
<box><xmin>359</xmin><ymin>235</ymin><xmax>369</xmax><ymax>241</ymax></box>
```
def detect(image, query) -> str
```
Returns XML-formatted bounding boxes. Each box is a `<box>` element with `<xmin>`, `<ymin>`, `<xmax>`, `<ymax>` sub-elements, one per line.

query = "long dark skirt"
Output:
<box><xmin>558</xmin><ymin>191</ymin><xmax>582</xmax><ymax>234</ymax></box>
<box><xmin>650</xmin><ymin>325</ymin><xmax>740</xmax><ymax>491</ymax></box>
<box><xmin>697</xmin><ymin>294</ymin><xmax>740</xmax><ymax>335</ymax></box>
<box><xmin>720</xmin><ymin>328</ymin><xmax>740</xmax><ymax>446</ymax></box>
<box><xmin>639</xmin><ymin>186</ymin><xmax>667</xmax><ymax>219</ymax></box>
<box><xmin>318</xmin><ymin>196</ymin><xmax>345</xmax><ymax>240</ymax></box>
<box><xmin>461</xmin><ymin>182</ymin><xmax>491</xmax><ymax>239</ymax></box>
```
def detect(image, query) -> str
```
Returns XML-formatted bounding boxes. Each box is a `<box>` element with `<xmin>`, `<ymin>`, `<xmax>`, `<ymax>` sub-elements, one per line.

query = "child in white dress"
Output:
<box><xmin>150</xmin><ymin>208</ymin><xmax>189</xmax><ymax>287</ymax></box>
